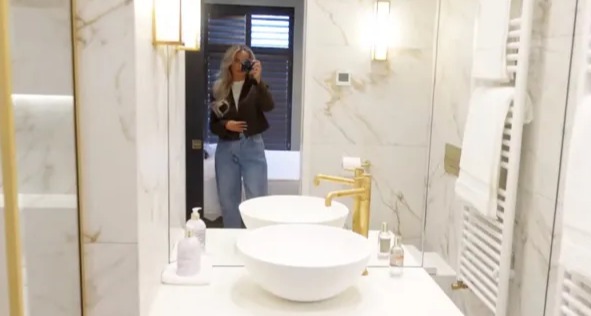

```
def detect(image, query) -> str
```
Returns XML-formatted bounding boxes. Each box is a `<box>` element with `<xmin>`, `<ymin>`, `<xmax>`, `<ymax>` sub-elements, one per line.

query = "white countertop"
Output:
<box><xmin>156</xmin><ymin>229</ymin><xmax>463</xmax><ymax>315</ymax></box>
<box><xmin>150</xmin><ymin>267</ymin><xmax>463</xmax><ymax>316</ymax></box>
<box><xmin>170</xmin><ymin>228</ymin><xmax>423</xmax><ymax>267</ymax></box>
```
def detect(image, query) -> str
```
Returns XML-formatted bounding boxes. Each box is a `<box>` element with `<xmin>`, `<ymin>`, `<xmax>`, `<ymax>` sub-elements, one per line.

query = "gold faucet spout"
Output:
<box><xmin>313</xmin><ymin>174</ymin><xmax>355</xmax><ymax>187</ymax></box>
<box><xmin>324</xmin><ymin>188</ymin><xmax>366</xmax><ymax>207</ymax></box>
<box><xmin>315</xmin><ymin>170</ymin><xmax>372</xmax><ymax>277</ymax></box>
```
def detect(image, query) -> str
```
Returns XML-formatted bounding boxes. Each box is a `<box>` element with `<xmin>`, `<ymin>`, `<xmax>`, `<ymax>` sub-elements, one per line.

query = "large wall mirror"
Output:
<box><xmin>168</xmin><ymin>0</ymin><xmax>442</xmax><ymax>268</ymax></box>
<box><xmin>0</xmin><ymin>0</ymin><xmax>82</xmax><ymax>315</ymax></box>
<box><xmin>0</xmin><ymin>0</ymin><xmax>579</xmax><ymax>314</ymax></box>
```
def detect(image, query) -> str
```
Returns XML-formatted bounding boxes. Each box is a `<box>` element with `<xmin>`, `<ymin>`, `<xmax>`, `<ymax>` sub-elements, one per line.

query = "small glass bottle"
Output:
<box><xmin>377</xmin><ymin>222</ymin><xmax>393</xmax><ymax>259</ymax></box>
<box><xmin>389</xmin><ymin>235</ymin><xmax>404</xmax><ymax>276</ymax></box>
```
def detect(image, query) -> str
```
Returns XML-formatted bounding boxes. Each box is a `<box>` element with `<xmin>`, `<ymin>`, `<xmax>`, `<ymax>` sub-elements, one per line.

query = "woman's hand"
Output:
<box><xmin>225</xmin><ymin>120</ymin><xmax>247</xmax><ymax>132</ymax></box>
<box><xmin>249</xmin><ymin>60</ymin><xmax>262</xmax><ymax>83</ymax></box>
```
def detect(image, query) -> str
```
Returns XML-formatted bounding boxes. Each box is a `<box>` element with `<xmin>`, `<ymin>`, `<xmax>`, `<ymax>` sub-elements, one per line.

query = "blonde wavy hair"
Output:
<box><xmin>211</xmin><ymin>45</ymin><xmax>256</xmax><ymax>117</ymax></box>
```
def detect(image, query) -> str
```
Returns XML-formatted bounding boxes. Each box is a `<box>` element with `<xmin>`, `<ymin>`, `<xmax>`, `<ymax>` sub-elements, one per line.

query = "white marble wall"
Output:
<box><xmin>74</xmin><ymin>0</ymin><xmax>140</xmax><ymax>315</ymax></box>
<box><xmin>0</xmin><ymin>97</ymin><xmax>79</xmax><ymax>316</ymax></box>
<box><xmin>301</xmin><ymin>0</ymin><xmax>438</xmax><ymax>245</ymax></box>
<box><xmin>134</xmin><ymin>0</ymin><xmax>182</xmax><ymax>313</ymax></box>
<box><xmin>9</xmin><ymin>0</ymin><xmax>73</xmax><ymax>95</ymax></box>
<box><xmin>168</xmin><ymin>48</ymin><xmax>186</xmax><ymax>235</ymax></box>
<box><xmin>75</xmin><ymin>0</ymin><xmax>183</xmax><ymax>314</ymax></box>
<box><xmin>5</xmin><ymin>0</ymin><xmax>77</xmax><ymax>194</ymax></box>
<box><xmin>18</xmin><ymin>196</ymin><xmax>81</xmax><ymax>316</ymax></box>
<box><xmin>0</xmin><ymin>95</ymin><xmax>77</xmax><ymax>194</ymax></box>
<box><xmin>424</xmin><ymin>0</ymin><xmax>578</xmax><ymax>315</ymax></box>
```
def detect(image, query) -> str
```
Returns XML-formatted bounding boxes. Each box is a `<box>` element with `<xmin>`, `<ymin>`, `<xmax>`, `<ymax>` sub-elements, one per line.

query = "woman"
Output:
<box><xmin>209</xmin><ymin>45</ymin><xmax>274</xmax><ymax>228</ymax></box>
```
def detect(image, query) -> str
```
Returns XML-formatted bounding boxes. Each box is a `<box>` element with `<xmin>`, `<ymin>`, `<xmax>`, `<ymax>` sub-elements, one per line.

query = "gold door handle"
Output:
<box><xmin>192</xmin><ymin>139</ymin><xmax>202</xmax><ymax>150</ymax></box>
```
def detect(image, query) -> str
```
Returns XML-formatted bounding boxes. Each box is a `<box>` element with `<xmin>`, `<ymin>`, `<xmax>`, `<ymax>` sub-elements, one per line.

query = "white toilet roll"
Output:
<box><xmin>342</xmin><ymin>156</ymin><xmax>363</xmax><ymax>170</ymax></box>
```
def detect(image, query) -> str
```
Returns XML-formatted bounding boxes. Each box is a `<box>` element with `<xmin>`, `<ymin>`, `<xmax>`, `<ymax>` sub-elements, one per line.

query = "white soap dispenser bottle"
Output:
<box><xmin>176</xmin><ymin>229</ymin><xmax>202</xmax><ymax>277</ymax></box>
<box><xmin>186</xmin><ymin>207</ymin><xmax>206</xmax><ymax>250</ymax></box>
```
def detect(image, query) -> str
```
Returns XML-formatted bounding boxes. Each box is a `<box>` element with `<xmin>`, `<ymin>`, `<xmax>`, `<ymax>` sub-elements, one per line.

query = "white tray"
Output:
<box><xmin>161</xmin><ymin>255</ymin><xmax>212</xmax><ymax>286</ymax></box>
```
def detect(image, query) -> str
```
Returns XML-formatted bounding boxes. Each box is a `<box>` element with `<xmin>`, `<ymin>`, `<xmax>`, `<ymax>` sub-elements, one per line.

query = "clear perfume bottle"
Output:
<box><xmin>389</xmin><ymin>235</ymin><xmax>404</xmax><ymax>276</ymax></box>
<box><xmin>378</xmin><ymin>222</ymin><xmax>393</xmax><ymax>259</ymax></box>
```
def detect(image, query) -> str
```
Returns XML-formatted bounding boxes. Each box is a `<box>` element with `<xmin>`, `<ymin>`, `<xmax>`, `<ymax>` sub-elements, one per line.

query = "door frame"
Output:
<box><xmin>185</xmin><ymin>1</ymin><xmax>303</xmax><ymax>222</ymax></box>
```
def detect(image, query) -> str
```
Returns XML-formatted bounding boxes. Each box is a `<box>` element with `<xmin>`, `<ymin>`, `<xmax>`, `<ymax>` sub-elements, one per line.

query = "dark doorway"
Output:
<box><xmin>185</xmin><ymin>3</ymin><xmax>296</xmax><ymax>222</ymax></box>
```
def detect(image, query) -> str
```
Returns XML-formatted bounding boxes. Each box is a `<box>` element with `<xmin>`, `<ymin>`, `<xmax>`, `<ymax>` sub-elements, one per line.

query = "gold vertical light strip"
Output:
<box><xmin>68</xmin><ymin>0</ymin><xmax>88</xmax><ymax>314</ymax></box>
<box><xmin>0</xmin><ymin>0</ymin><xmax>25</xmax><ymax>315</ymax></box>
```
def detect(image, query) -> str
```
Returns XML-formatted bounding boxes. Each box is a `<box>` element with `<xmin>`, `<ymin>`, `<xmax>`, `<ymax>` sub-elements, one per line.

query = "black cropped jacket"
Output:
<box><xmin>209</xmin><ymin>77</ymin><xmax>275</xmax><ymax>141</ymax></box>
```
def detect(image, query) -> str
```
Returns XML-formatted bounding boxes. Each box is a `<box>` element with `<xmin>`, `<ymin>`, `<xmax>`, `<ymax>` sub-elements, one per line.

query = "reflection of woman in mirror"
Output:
<box><xmin>209</xmin><ymin>45</ymin><xmax>275</xmax><ymax>228</ymax></box>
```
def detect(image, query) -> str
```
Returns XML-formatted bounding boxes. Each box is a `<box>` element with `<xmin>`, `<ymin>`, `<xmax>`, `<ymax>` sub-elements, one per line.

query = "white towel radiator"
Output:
<box><xmin>555</xmin><ymin>269</ymin><xmax>591</xmax><ymax>316</ymax></box>
<box><xmin>453</xmin><ymin>0</ymin><xmax>535</xmax><ymax>315</ymax></box>
<box><xmin>553</xmin><ymin>0</ymin><xmax>591</xmax><ymax>315</ymax></box>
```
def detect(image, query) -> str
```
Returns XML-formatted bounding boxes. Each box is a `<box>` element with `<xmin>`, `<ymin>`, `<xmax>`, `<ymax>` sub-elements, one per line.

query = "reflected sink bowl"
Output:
<box><xmin>236</xmin><ymin>224</ymin><xmax>371</xmax><ymax>302</ymax></box>
<box><xmin>239</xmin><ymin>195</ymin><xmax>349</xmax><ymax>229</ymax></box>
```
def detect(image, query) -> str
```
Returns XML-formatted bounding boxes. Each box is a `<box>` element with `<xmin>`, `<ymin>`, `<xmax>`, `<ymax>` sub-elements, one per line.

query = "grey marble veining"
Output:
<box><xmin>0</xmin><ymin>96</ymin><xmax>77</xmax><ymax>194</ymax></box>
<box><xmin>301</xmin><ymin>0</ymin><xmax>438</xmax><ymax>247</ymax></box>
<box><xmin>75</xmin><ymin>0</ymin><xmax>137</xmax><ymax>245</ymax></box>
<box><xmin>22</xmin><ymin>203</ymin><xmax>81</xmax><ymax>316</ymax></box>
<box><xmin>74</xmin><ymin>0</ymin><xmax>142</xmax><ymax>315</ymax></box>
<box><xmin>0</xmin><ymin>195</ymin><xmax>82</xmax><ymax>316</ymax></box>
<box><xmin>7</xmin><ymin>1</ymin><xmax>76</xmax><ymax>195</ymax></box>
<box><xmin>74</xmin><ymin>0</ymin><xmax>176</xmax><ymax>314</ymax></box>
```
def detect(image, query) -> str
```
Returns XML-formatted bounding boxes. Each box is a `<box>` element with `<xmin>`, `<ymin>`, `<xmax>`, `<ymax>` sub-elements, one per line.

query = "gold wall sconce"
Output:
<box><xmin>372</xmin><ymin>0</ymin><xmax>391</xmax><ymax>61</ymax></box>
<box><xmin>153</xmin><ymin>0</ymin><xmax>201</xmax><ymax>51</ymax></box>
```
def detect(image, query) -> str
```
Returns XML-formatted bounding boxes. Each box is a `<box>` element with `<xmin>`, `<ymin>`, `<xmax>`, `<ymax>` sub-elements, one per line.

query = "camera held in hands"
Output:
<box><xmin>241</xmin><ymin>60</ymin><xmax>254</xmax><ymax>73</ymax></box>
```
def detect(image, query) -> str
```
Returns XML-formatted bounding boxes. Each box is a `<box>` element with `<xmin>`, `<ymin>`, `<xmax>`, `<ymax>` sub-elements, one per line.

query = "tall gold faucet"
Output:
<box><xmin>314</xmin><ymin>168</ymin><xmax>373</xmax><ymax>275</ymax></box>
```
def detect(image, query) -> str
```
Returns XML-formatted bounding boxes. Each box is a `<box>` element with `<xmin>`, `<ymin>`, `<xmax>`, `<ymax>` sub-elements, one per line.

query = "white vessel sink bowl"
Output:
<box><xmin>236</xmin><ymin>224</ymin><xmax>371</xmax><ymax>302</ymax></box>
<box><xmin>239</xmin><ymin>195</ymin><xmax>349</xmax><ymax>229</ymax></box>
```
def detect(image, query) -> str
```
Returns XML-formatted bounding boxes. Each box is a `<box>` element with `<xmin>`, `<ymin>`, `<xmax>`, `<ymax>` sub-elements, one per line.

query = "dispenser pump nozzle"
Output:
<box><xmin>191</xmin><ymin>207</ymin><xmax>202</xmax><ymax>220</ymax></box>
<box><xmin>381</xmin><ymin>222</ymin><xmax>388</xmax><ymax>233</ymax></box>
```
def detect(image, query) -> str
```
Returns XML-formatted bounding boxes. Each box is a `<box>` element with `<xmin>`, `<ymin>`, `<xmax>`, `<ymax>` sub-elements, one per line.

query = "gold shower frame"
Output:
<box><xmin>0</xmin><ymin>0</ymin><xmax>88</xmax><ymax>315</ymax></box>
<box><xmin>0</xmin><ymin>0</ymin><xmax>26</xmax><ymax>314</ymax></box>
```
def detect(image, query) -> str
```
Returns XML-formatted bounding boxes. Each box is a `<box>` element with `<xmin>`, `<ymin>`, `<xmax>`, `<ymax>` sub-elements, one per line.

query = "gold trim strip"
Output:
<box><xmin>176</xmin><ymin>46</ymin><xmax>201</xmax><ymax>52</ymax></box>
<box><xmin>0</xmin><ymin>0</ymin><xmax>25</xmax><ymax>315</ymax></box>
<box><xmin>69</xmin><ymin>0</ymin><xmax>88</xmax><ymax>314</ymax></box>
<box><xmin>154</xmin><ymin>40</ymin><xmax>184</xmax><ymax>46</ymax></box>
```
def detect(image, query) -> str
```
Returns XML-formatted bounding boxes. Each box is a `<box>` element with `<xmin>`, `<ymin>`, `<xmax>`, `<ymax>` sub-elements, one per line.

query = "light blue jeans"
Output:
<box><xmin>215</xmin><ymin>134</ymin><xmax>268</xmax><ymax>228</ymax></box>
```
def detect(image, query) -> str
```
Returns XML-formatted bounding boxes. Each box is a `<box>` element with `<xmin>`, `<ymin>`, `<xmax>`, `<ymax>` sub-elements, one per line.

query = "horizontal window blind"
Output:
<box><xmin>205</xmin><ymin>52</ymin><xmax>224</xmax><ymax>144</ymax></box>
<box><xmin>251</xmin><ymin>15</ymin><xmax>290</xmax><ymax>49</ymax></box>
<box><xmin>204</xmin><ymin>12</ymin><xmax>247</xmax><ymax>145</ymax></box>
<box><xmin>256</xmin><ymin>52</ymin><xmax>291</xmax><ymax>150</ymax></box>
<box><xmin>206</xmin><ymin>14</ymin><xmax>247</xmax><ymax>46</ymax></box>
<box><xmin>203</xmin><ymin>6</ymin><xmax>294</xmax><ymax>150</ymax></box>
